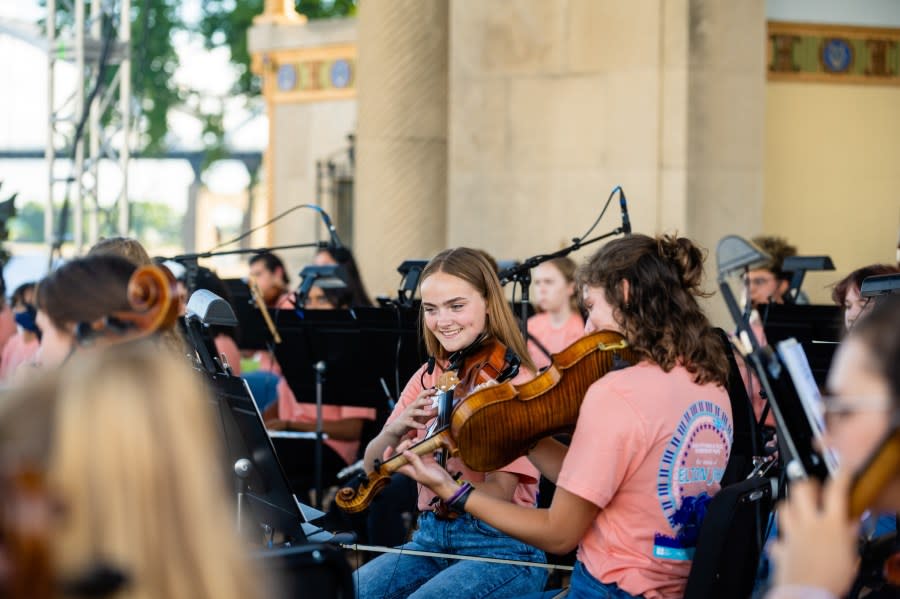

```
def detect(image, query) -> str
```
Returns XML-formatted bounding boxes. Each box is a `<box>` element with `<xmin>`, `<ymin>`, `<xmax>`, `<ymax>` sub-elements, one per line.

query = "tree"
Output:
<box><xmin>45</xmin><ymin>1</ymin><xmax>357</xmax><ymax>159</ymax></box>
<box><xmin>43</xmin><ymin>0</ymin><xmax>183</xmax><ymax>155</ymax></box>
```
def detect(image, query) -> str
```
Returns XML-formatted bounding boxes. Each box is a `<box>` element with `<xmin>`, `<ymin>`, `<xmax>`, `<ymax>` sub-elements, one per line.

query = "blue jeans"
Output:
<box><xmin>522</xmin><ymin>561</ymin><xmax>645</xmax><ymax>599</ymax></box>
<box><xmin>354</xmin><ymin>511</ymin><xmax>548</xmax><ymax>599</ymax></box>
<box><xmin>567</xmin><ymin>561</ymin><xmax>643</xmax><ymax>599</ymax></box>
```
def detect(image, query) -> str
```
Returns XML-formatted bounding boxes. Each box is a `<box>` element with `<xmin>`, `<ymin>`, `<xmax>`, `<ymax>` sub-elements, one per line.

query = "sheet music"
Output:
<box><xmin>776</xmin><ymin>338</ymin><xmax>839</xmax><ymax>473</ymax></box>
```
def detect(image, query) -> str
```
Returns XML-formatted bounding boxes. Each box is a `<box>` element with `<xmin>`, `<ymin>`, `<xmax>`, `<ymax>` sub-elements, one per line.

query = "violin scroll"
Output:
<box><xmin>334</xmin><ymin>472</ymin><xmax>393</xmax><ymax>514</ymax></box>
<box><xmin>335</xmin><ymin>429</ymin><xmax>456</xmax><ymax>513</ymax></box>
<box><xmin>113</xmin><ymin>265</ymin><xmax>180</xmax><ymax>335</ymax></box>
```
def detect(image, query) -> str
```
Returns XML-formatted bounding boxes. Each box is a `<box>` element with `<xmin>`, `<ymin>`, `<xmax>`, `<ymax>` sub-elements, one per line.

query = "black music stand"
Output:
<box><xmin>397</xmin><ymin>260</ymin><xmax>428</xmax><ymax>308</ymax></box>
<box><xmin>182</xmin><ymin>290</ymin><xmax>334</xmax><ymax>545</ymax></box>
<box><xmin>206</xmin><ymin>372</ymin><xmax>334</xmax><ymax>544</ymax></box>
<box><xmin>272</xmin><ymin>305</ymin><xmax>422</xmax><ymax>508</ymax></box>
<box><xmin>761</xmin><ymin>303</ymin><xmax>841</xmax><ymax>387</ymax></box>
<box><xmin>717</xmin><ymin>235</ymin><xmax>832</xmax><ymax>483</ymax></box>
<box><xmin>860</xmin><ymin>273</ymin><xmax>900</xmax><ymax>298</ymax></box>
<box><xmin>782</xmin><ymin>255</ymin><xmax>835</xmax><ymax>304</ymax></box>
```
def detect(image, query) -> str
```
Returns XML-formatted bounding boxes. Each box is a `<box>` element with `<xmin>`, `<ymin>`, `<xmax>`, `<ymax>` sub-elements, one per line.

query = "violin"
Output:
<box><xmin>450</xmin><ymin>330</ymin><xmax>638</xmax><ymax>472</ymax></box>
<box><xmin>336</xmin><ymin>330</ymin><xmax>638</xmax><ymax>513</ymax></box>
<box><xmin>849</xmin><ymin>422</ymin><xmax>900</xmax><ymax>589</ymax></box>
<box><xmin>335</xmin><ymin>337</ymin><xmax>513</xmax><ymax>514</ymax></box>
<box><xmin>0</xmin><ymin>264</ymin><xmax>179</xmax><ymax>598</ymax></box>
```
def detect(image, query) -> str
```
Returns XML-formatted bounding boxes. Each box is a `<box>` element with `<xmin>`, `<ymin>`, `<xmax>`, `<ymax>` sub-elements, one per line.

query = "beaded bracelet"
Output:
<box><xmin>447</xmin><ymin>481</ymin><xmax>475</xmax><ymax>513</ymax></box>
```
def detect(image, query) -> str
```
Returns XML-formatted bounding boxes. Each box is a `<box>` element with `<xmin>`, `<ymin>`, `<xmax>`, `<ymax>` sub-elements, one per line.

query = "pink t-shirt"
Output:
<box><xmin>387</xmin><ymin>362</ymin><xmax>541</xmax><ymax>512</ymax></box>
<box><xmin>0</xmin><ymin>334</ymin><xmax>40</xmax><ymax>381</ymax></box>
<box><xmin>214</xmin><ymin>334</ymin><xmax>242</xmax><ymax>376</ymax></box>
<box><xmin>736</xmin><ymin>314</ymin><xmax>775</xmax><ymax>426</ymax></box>
<box><xmin>527</xmin><ymin>312</ymin><xmax>585</xmax><ymax>370</ymax></box>
<box><xmin>0</xmin><ymin>306</ymin><xmax>16</xmax><ymax>356</ymax></box>
<box><xmin>557</xmin><ymin>362</ymin><xmax>732</xmax><ymax>599</ymax></box>
<box><xmin>276</xmin><ymin>378</ymin><xmax>375</xmax><ymax>465</ymax></box>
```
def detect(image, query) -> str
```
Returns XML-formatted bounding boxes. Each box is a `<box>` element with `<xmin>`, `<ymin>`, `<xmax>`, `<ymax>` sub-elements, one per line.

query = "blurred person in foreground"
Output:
<box><xmin>767</xmin><ymin>296</ymin><xmax>900</xmax><ymax>599</ymax></box>
<box><xmin>0</xmin><ymin>341</ymin><xmax>266</xmax><ymax>598</ymax></box>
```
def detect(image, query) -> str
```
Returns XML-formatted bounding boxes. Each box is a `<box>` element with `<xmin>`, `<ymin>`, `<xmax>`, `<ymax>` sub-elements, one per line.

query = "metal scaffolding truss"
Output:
<box><xmin>44</xmin><ymin>0</ymin><xmax>132</xmax><ymax>254</ymax></box>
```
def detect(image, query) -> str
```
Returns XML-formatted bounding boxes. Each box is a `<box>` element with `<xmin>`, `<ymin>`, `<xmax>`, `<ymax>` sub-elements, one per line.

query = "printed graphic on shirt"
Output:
<box><xmin>654</xmin><ymin>400</ymin><xmax>732</xmax><ymax>560</ymax></box>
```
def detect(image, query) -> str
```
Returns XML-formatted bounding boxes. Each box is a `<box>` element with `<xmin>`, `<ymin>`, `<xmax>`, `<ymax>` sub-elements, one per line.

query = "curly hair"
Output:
<box><xmin>577</xmin><ymin>234</ymin><xmax>728</xmax><ymax>386</ymax></box>
<box><xmin>751</xmin><ymin>236</ymin><xmax>797</xmax><ymax>281</ymax></box>
<box><xmin>88</xmin><ymin>236</ymin><xmax>153</xmax><ymax>266</ymax></box>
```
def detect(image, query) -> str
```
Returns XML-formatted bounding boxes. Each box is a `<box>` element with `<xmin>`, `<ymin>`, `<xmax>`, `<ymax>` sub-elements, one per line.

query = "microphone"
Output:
<box><xmin>618</xmin><ymin>188</ymin><xmax>632</xmax><ymax>235</ymax></box>
<box><xmin>309</xmin><ymin>205</ymin><xmax>351</xmax><ymax>263</ymax></box>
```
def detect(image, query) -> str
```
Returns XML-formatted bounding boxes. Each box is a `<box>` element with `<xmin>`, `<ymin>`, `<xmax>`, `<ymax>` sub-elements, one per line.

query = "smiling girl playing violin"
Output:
<box><xmin>354</xmin><ymin>247</ymin><xmax>549</xmax><ymax>599</ymax></box>
<box><xmin>401</xmin><ymin>235</ymin><xmax>734</xmax><ymax>599</ymax></box>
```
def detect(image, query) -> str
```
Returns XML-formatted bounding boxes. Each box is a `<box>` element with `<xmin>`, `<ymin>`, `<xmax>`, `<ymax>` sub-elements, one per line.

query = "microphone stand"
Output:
<box><xmin>163</xmin><ymin>241</ymin><xmax>328</xmax><ymax>295</ymax></box>
<box><xmin>498</xmin><ymin>225</ymin><xmax>628</xmax><ymax>340</ymax></box>
<box><xmin>313</xmin><ymin>360</ymin><xmax>326</xmax><ymax>510</ymax></box>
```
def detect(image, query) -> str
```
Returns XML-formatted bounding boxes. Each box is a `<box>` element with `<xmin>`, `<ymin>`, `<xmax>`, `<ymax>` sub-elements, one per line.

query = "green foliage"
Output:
<box><xmin>39</xmin><ymin>0</ymin><xmax>356</xmax><ymax>165</ymax></box>
<box><xmin>10</xmin><ymin>202</ymin><xmax>43</xmax><ymax>243</ymax></box>
<box><xmin>131</xmin><ymin>0</ymin><xmax>183</xmax><ymax>155</ymax></box>
<box><xmin>10</xmin><ymin>201</ymin><xmax>182</xmax><ymax>247</ymax></box>
<box><xmin>41</xmin><ymin>0</ymin><xmax>182</xmax><ymax>155</ymax></box>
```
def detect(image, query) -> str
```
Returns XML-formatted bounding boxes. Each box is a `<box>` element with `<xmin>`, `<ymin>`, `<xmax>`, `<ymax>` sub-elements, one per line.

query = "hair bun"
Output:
<box><xmin>657</xmin><ymin>235</ymin><xmax>705</xmax><ymax>293</ymax></box>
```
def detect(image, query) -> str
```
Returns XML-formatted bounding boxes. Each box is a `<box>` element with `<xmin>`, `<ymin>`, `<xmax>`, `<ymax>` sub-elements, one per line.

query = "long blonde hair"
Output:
<box><xmin>48</xmin><ymin>341</ymin><xmax>263</xmax><ymax>599</ymax></box>
<box><xmin>420</xmin><ymin>248</ymin><xmax>536</xmax><ymax>373</ymax></box>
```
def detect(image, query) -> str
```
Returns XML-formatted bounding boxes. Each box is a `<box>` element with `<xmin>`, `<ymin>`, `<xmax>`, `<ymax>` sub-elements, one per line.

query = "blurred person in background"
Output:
<box><xmin>313</xmin><ymin>247</ymin><xmax>373</xmax><ymax>307</ymax></box>
<box><xmin>831</xmin><ymin>263</ymin><xmax>900</xmax><ymax>332</ymax></box>
<box><xmin>249</xmin><ymin>252</ymin><xmax>293</xmax><ymax>309</ymax></box>
<box><xmin>526</xmin><ymin>257</ymin><xmax>584</xmax><ymax>370</ymax></box>
<box><xmin>0</xmin><ymin>282</ymin><xmax>40</xmax><ymax>380</ymax></box>
<box><xmin>747</xmin><ymin>236</ymin><xmax>799</xmax><ymax>308</ymax></box>
<box><xmin>88</xmin><ymin>236</ymin><xmax>153</xmax><ymax>266</ymax></box>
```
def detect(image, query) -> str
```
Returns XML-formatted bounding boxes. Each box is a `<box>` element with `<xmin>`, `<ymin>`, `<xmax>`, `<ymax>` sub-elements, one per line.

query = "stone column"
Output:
<box><xmin>685</xmin><ymin>0</ymin><xmax>766</xmax><ymax>325</ymax></box>
<box><xmin>354</xmin><ymin>0</ymin><xmax>449</xmax><ymax>298</ymax></box>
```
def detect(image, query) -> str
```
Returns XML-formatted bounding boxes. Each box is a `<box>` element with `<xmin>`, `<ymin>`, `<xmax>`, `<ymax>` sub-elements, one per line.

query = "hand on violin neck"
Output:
<box><xmin>384</xmin><ymin>389</ymin><xmax>438</xmax><ymax>438</ymax></box>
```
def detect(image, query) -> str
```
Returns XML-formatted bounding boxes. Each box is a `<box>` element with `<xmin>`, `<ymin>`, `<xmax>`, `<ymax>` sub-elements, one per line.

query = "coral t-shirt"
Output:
<box><xmin>736</xmin><ymin>312</ymin><xmax>775</xmax><ymax>426</ymax></box>
<box><xmin>0</xmin><ymin>306</ymin><xmax>16</xmax><ymax>356</ymax></box>
<box><xmin>214</xmin><ymin>334</ymin><xmax>242</xmax><ymax>376</ymax></box>
<box><xmin>0</xmin><ymin>334</ymin><xmax>40</xmax><ymax>381</ymax></box>
<box><xmin>557</xmin><ymin>362</ymin><xmax>732</xmax><ymax>599</ymax></box>
<box><xmin>527</xmin><ymin>312</ymin><xmax>585</xmax><ymax>370</ymax></box>
<box><xmin>387</xmin><ymin>362</ymin><xmax>541</xmax><ymax>512</ymax></box>
<box><xmin>276</xmin><ymin>378</ymin><xmax>376</xmax><ymax>465</ymax></box>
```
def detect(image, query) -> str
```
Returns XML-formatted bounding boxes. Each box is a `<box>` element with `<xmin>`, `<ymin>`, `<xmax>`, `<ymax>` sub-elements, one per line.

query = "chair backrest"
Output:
<box><xmin>683</xmin><ymin>475</ymin><xmax>775</xmax><ymax>599</ymax></box>
<box><xmin>714</xmin><ymin>328</ymin><xmax>762</xmax><ymax>486</ymax></box>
